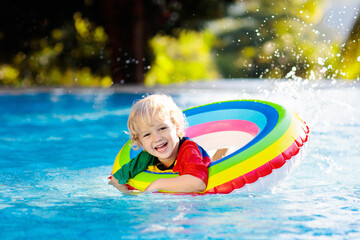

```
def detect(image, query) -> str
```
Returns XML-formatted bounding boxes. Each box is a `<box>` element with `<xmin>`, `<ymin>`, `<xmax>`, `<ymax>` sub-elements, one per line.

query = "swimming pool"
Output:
<box><xmin>1</xmin><ymin>79</ymin><xmax>359</xmax><ymax>239</ymax></box>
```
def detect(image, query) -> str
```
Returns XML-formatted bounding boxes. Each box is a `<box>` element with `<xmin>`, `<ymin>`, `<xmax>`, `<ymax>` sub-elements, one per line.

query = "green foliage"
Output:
<box><xmin>209</xmin><ymin>0</ymin><xmax>342</xmax><ymax>80</ymax></box>
<box><xmin>0</xmin><ymin>12</ymin><xmax>112</xmax><ymax>87</ymax></box>
<box><xmin>144</xmin><ymin>30</ymin><xmax>218</xmax><ymax>86</ymax></box>
<box><xmin>1</xmin><ymin>0</ymin><xmax>360</xmax><ymax>87</ymax></box>
<box><xmin>339</xmin><ymin>16</ymin><xmax>360</xmax><ymax>80</ymax></box>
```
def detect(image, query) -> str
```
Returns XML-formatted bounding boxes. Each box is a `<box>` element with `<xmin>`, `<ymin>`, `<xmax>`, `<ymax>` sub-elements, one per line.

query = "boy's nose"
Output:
<box><xmin>153</xmin><ymin>131</ymin><xmax>162</xmax><ymax>141</ymax></box>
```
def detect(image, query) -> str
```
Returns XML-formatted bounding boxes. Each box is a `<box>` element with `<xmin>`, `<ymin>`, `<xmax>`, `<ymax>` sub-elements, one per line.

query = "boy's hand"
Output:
<box><xmin>108</xmin><ymin>176</ymin><xmax>129</xmax><ymax>193</ymax></box>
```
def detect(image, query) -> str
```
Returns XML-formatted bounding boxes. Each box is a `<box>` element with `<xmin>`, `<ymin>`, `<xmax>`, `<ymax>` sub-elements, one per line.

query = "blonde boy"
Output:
<box><xmin>109</xmin><ymin>94</ymin><xmax>211</xmax><ymax>193</ymax></box>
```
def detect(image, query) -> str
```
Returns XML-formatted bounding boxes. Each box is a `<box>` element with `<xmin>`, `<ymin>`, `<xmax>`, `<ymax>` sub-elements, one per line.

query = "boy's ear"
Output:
<box><xmin>176</xmin><ymin>127</ymin><xmax>182</xmax><ymax>137</ymax></box>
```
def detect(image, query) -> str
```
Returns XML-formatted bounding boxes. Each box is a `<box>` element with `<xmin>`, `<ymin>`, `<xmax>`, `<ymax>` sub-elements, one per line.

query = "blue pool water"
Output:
<box><xmin>1</xmin><ymin>80</ymin><xmax>359</xmax><ymax>239</ymax></box>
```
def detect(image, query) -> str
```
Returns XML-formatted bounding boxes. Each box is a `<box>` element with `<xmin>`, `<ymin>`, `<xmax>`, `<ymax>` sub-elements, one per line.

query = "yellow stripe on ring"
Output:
<box><xmin>112</xmin><ymin>147</ymin><xmax>122</xmax><ymax>174</ymax></box>
<box><xmin>127</xmin><ymin>178</ymin><xmax>150</xmax><ymax>191</ymax></box>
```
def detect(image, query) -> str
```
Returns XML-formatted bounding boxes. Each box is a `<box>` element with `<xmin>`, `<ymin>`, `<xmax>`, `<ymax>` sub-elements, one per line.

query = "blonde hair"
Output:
<box><xmin>127</xmin><ymin>94</ymin><xmax>187</xmax><ymax>149</ymax></box>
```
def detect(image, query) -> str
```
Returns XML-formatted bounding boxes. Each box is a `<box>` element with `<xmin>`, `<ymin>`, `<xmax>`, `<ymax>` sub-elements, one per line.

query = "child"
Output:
<box><xmin>109</xmin><ymin>94</ymin><xmax>211</xmax><ymax>193</ymax></box>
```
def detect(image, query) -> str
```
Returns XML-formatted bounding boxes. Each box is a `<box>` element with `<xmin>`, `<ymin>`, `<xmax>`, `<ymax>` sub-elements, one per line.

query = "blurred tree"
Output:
<box><xmin>210</xmin><ymin>0</ymin><xmax>339</xmax><ymax>80</ymax></box>
<box><xmin>340</xmin><ymin>12</ymin><xmax>360</xmax><ymax>80</ymax></box>
<box><xmin>144</xmin><ymin>30</ymin><xmax>218</xmax><ymax>86</ymax></box>
<box><xmin>0</xmin><ymin>0</ymin><xmax>235</xmax><ymax>86</ymax></box>
<box><xmin>101</xmin><ymin>0</ymin><xmax>145</xmax><ymax>85</ymax></box>
<box><xmin>0</xmin><ymin>0</ymin><xmax>112</xmax><ymax>87</ymax></box>
<box><xmin>101</xmin><ymin>0</ymin><xmax>235</xmax><ymax>85</ymax></box>
<box><xmin>2</xmin><ymin>0</ymin><xmax>353</xmax><ymax>86</ymax></box>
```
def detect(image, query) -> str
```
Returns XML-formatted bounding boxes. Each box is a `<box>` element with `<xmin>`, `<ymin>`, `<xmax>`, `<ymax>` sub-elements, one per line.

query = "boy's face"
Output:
<box><xmin>138</xmin><ymin>118</ymin><xmax>180</xmax><ymax>165</ymax></box>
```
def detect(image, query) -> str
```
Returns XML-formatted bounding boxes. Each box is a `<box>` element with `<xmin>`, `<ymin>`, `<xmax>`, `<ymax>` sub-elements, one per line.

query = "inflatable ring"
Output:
<box><xmin>111</xmin><ymin>100</ymin><xmax>310</xmax><ymax>194</ymax></box>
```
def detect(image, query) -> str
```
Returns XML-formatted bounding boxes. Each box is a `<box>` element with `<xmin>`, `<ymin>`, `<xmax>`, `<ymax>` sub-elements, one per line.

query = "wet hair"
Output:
<box><xmin>127</xmin><ymin>94</ymin><xmax>187</xmax><ymax>149</ymax></box>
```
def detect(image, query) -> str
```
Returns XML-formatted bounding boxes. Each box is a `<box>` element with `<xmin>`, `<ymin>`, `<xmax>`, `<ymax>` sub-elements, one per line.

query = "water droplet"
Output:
<box><xmin>318</xmin><ymin>57</ymin><xmax>325</xmax><ymax>66</ymax></box>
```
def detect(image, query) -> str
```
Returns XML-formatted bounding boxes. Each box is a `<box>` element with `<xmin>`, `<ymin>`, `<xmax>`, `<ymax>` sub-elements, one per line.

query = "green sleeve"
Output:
<box><xmin>113</xmin><ymin>151</ymin><xmax>156</xmax><ymax>184</ymax></box>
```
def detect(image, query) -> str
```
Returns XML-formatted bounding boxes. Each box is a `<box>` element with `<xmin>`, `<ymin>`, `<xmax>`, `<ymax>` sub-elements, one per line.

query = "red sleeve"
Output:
<box><xmin>173</xmin><ymin>140</ymin><xmax>211</xmax><ymax>185</ymax></box>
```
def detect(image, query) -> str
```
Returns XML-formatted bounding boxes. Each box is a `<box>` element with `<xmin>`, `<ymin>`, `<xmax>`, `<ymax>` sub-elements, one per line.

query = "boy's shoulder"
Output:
<box><xmin>180</xmin><ymin>137</ymin><xmax>209</xmax><ymax>158</ymax></box>
<box><xmin>180</xmin><ymin>137</ymin><xmax>198</xmax><ymax>150</ymax></box>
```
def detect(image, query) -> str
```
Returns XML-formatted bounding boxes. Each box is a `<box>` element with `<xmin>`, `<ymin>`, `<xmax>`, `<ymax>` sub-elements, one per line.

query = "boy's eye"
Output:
<box><xmin>159</xmin><ymin>126</ymin><xmax>167</xmax><ymax>131</ymax></box>
<box><xmin>142</xmin><ymin>133</ymin><xmax>150</xmax><ymax>138</ymax></box>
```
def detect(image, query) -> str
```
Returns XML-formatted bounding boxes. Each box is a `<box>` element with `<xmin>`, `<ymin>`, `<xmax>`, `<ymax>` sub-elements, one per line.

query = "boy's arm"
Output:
<box><xmin>112</xmin><ymin>151</ymin><xmax>155</xmax><ymax>184</ymax></box>
<box><xmin>109</xmin><ymin>151</ymin><xmax>151</xmax><ymax>192</ymax></box>
<box><xmin>212</xmin><ymin>148</ymin><xmax>229</xmax><ymax>161</ymax></box>
<box><xmin>144</xmin><ymin>174</ymin><xmax>206</xmax><ymax>193</ymax></box>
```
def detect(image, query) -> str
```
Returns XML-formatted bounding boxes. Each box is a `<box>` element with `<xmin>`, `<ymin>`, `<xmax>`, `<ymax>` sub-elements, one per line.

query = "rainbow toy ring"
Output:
<box><xmin>111</xmin><ymin>100</ymin><xmax>310</xmax><ymax>194</ymax></box>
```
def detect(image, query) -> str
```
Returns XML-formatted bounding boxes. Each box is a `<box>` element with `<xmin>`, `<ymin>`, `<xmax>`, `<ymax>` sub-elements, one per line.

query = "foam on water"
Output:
<box><xmin>0</xmin><ymin>79</ymin><xmax>359</xmax><ymax>239</ymax></box>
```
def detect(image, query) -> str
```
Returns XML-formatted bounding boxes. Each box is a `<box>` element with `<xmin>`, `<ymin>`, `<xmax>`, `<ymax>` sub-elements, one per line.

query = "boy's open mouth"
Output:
<box><xmin>154</xmin><ymin>142</ymin><xmax>168</xmax><ymax>152</ymax></box>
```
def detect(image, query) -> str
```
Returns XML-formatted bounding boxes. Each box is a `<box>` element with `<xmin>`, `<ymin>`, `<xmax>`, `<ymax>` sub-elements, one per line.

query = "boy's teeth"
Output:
<box><xmin>155</xmin><ymin>143</ymin><xmax>166</xmax><ymax>149</ymax></box>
